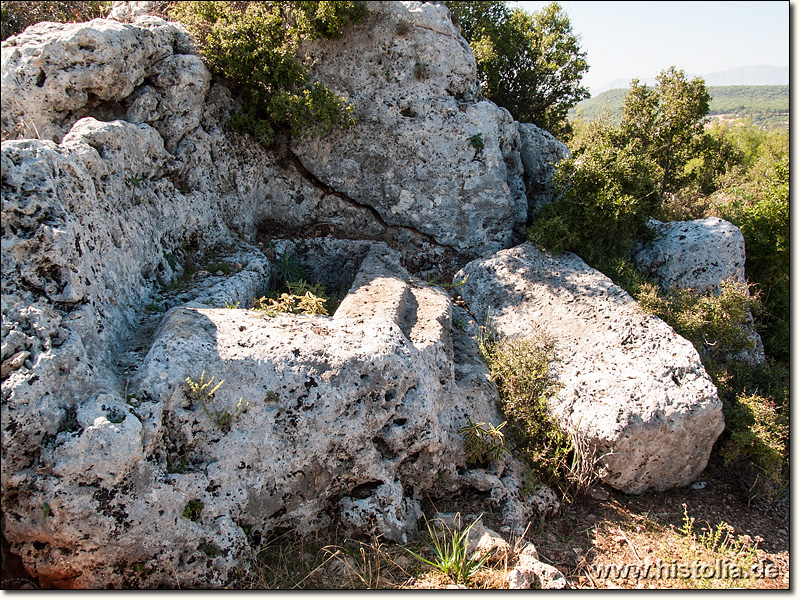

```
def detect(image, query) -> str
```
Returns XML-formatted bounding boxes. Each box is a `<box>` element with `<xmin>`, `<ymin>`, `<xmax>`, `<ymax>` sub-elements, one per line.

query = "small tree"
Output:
<box><xmin>446</xmin><ymin>1</ymin><xmax>589</xmax><ymax>139</ymax></box>
<box><xmin>620</xmin><ymin>67</ymin><xmax>710</xmax><ymax>199</ymax></box>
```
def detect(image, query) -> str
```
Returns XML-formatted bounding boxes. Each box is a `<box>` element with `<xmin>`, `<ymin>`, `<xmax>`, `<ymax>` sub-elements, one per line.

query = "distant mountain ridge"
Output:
<box><xmin>570</xmin><ymin>85</ymin><xmax>789</xmax><ymax>130</ymax></box>
<box><xmin>593</xmin><ymin>65</ymin><xmax>789</xmax><ymax>95</ymax></box>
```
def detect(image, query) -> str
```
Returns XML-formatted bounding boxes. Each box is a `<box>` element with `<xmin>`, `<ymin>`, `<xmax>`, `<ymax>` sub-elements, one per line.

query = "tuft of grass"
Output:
<box><xmin>459</xmin><ymin>418</ymin><xmax>509</xmax><ymax>464</ymax></box>
<box><xmin>403</xmin><ymin>514</ymin><xmax>490</xmax><ymax>586</ymax></box>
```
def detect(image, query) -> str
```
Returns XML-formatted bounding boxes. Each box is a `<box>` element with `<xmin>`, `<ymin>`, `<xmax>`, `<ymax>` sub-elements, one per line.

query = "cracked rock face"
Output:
<box><xmin>292</xmin><ymin>1</ymin><xmax>528</xmax><ymax>256</ymax></box>
<box><xmin>456</xmin><ymin>244</ymin><xmax>725</xmax><ymax>494</ymax></box>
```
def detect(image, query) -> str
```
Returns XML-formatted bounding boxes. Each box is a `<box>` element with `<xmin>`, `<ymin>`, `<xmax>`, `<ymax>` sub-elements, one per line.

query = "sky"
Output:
<box><xmin>509</xmin><ymin>1</ymin><xmax>791</xmax><ymax>95</ymax></box>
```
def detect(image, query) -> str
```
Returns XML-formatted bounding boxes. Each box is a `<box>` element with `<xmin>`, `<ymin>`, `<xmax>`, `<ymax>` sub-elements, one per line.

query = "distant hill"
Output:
<box><xmin>593</xmin><ymin>65</ymin><xmax>789</xmax><ymax>95</ymax></box>
<box><xmin>570</xmin><ymin>85</ymin><xmax>789</xmax><ymax>129</ymax></box>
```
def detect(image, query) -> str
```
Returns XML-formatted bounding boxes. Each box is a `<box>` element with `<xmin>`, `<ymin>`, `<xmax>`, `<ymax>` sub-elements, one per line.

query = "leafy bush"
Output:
<box><xmin>634</xmin><ymin>280</ymin><xmax>788</xmax><ymax>503</ymax></box>
<box><xmin>721</xmin><ymin>392</ymin><xmax>788</xmax><ymax>504</ymax></box>
<box><xmin>527</xmin><ymin>118</ymin><xmax>659</xmax><ymax>269</ymax></box>
<box><xmin>0</xmin><ymin>1</ymin><xmax>110</xmax><ymax>40</ymax></box>
<box><xmin>716</xmin><ymin>155</ymin><xmax>788</xmax><ymax>362</ymax></box>
<box><xmin>635</xmin><ymin>279</ymin><xmax>760</xmax><ymax>363</ymax></box>
<box><xmin>170</xmin><ymin>1</ymin><xmax>367</xmax><ymax>147</ymax></box>
<box><xmin>480</xmin><ymin>332</ymin><xmax>577</xmax><ymax>492</ymax></box>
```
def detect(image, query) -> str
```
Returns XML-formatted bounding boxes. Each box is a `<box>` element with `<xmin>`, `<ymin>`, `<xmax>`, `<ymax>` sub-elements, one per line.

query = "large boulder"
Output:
<box><xmin>634</xmin><ymin>217</ymin><xmax>764</xmax><ymax>364</ymax></box>
<box><xmin>633</xmin><ymin>217</ymin><xmax>747</xmax><ymax>294</ymax></box>
<box><xmin>291</xmin><ymin>1</ymin><xmax>528</xmax><ymax>256</ymax></box>
<box><xmin>456</xmin><ymin>243</ymin><xmax>724</xmax><ymax>494</ymax></box>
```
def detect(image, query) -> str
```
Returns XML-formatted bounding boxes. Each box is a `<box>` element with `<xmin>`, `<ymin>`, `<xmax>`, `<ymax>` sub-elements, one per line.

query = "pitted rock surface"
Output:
<box><xmin>634</xmin><ymin>217</ymin><xmax>747</xmax><ymax>294</ymax></box>
<box><xmin>456</xmin><ymin>243</ymin><xmax>724</xmax><ymax>494</ymax></box>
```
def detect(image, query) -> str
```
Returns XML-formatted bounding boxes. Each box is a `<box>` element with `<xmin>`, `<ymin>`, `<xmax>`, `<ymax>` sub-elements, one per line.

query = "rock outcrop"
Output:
<box><xmin>517</xmin><ymin>123</ymin><xmax>570</xmax><ymax>217</ymax></box>
<box><xmin>456</xmin><ymin>243</ymin><xmax>724</xmax><ymax>494</ymax></box>
<box><xmin>0</xmin><ymin>0</ymin><xmax>740</xmax><ymax>589</ymax></box>
<box><xmin>634</xmin><ymin>217</ymin><xmax>764</xmax><ymax>364</ymax></box>
<box><xmin>3</xmin><ymin>235</ymin><xmax>533</xmax><ymax>587</ymax></box>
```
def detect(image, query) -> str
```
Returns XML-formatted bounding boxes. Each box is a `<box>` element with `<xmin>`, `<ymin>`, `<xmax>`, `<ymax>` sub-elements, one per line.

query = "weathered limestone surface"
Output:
<box><xmin>3</xmin><ymin>238</ymin><xmax>528</xmax><ymax>587</ymax></box>
<box><xmin>292</xmin><ymin>1</ymin><xmax>528</xmax><ymax>255</ymax></box>
<box><xmin>456</xmin><ymin>243</ymin><xmax>725</xmax><ymax>494</ymax></box>
<box><xmin>634</xmin><ymin>217</ymin><xmax>747</xmax><ymax>293</ymax></box>
<box><xmin>634</xmin><ymin>217</ymin><xmax>764</xmax><ymax>364</ymax></box>
<box><xmin>517</xmin><ymin>122</ymin><xmax>570</xmax><ymax>216</ymax></box>
<box><xmin>0</xmin><ymin>0</ymin><xmax>750</xmax><ymax>589</ymax></box>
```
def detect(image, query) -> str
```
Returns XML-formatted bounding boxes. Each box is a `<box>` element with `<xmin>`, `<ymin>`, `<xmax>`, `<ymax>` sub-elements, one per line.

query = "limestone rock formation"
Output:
<box><xmin>634</xmin><ymin>217</ymin><xmax>747</xmax><ymax>294</ymax></box>
<box><xmin>0</xmin><ymin>0</ymin><xmax>747</xmax><ymax>589</ymax></box>
<box><xmin>634</xmin><ymin>217</ymin><xmax>764</xmax><ymax>364</ymax></box>
<box><xmin>3</xmin><ymin>234</ymin><xmax>532</xmax><ymax>587</ymax></box>
<box><xmin>517</xmin><ymin>123</ymin><xmax>570</xmax><ymax>217</ymax></box>
<box><xmin>291</xmin><ymin>1</ymin><xmax>529</xmax><ymax>255</ymax></box>
<box><xmin>456</xmin><ymin>243</ymin><xmax>725</xmax><ymax>494</ymax></box>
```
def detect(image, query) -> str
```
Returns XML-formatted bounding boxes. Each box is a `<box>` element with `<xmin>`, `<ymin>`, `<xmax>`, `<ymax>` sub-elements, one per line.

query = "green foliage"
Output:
<box><xmin>480</xmin><ymin>331</ymin><xmax>577</xmax><ymax>492</ymax></box>
<box><xmin>183</xmin><ymin>499</ymin><xmax>204</xmax><ymax>521</ymax></box>
<box><xmin>570</xmin><ymin>85</ymin><xmax>788</xmax><ymax>131</ymax></box>
<box><xmin>252</xmin><ymin>288</ymin><xmax>329</xmax><ymax>317</ymax></box>
<box><xmin>620</xmin><ymin>67</ymin><xmax>710</xmax><ymax>199</ymax></box>
<box><xmin>528</xmin><ymin>117</ymin><xmax>659</xmax><ymax>268</ymax></box>
<box><xmin>467</xmin><ymin>133</ymin><xmax>484</xmax><ymax>154</ymax></box>
<box><xmin>721</xmin><ymin>392</ymin><xmax>788</xmax><ymax>504</ymax></box>
<box><xmin>634</xmin><ymin>281</ymin><xmax>788</xmax><ymax>504</ymax></box>
<box><xmin>404</xmin><ymin>514</ymin><xmax>490</xmax><ymax>585</ymax></box>
<box><xmin>716</xmin><ymin>155</ymin><xmax>789</xmax><ymax>362</ymax></box>
<box><xmin>1</xmin><ymin>1</ymin><xmax>110</xmax><ymax>40</ymax></box>
<box><xmin>185</xmin><ymin>370</ymin><xmax>249</xmax><ymax>432</ymax></box>
<box><xmin>635</xmin><ymin>279</ymin><xmax>760</xmax><ymax>363</ymax></box>
<box><xmin>269</xmin><ymin>250</ymin><xmax>304</xmax><ymax>289</ymax></box>
<box><xmin>170</xmin><ymin>1</ymin><xmax>367</xmax><ymax>147</ymax></box>
<box><xmin>445</xmin><ymin>1</ymin><xmax>588</xmax><ymax>138</ymax></box>
<box><xmin>458</xmin><ymin>418</ymin><xmax>509</xmax><ymax>464</ymax></box>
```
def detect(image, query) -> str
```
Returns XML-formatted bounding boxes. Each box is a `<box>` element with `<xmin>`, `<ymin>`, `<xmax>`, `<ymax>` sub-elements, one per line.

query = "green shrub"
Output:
<box><xmin>635</xmin><ymin>279</ymin><xmax>760</xmax><ymax>363</ymax></box>
<box><xmin>527</xmin><ymin>120</ymin><xmax>659</xmax><ymax>268</ymax></box>
<box><xmin>170</xmin><ymin>1</ymin><xmax>367</xmax><ymax>147</ymax></box>
<box><xmin>717</xmin><ymin>155</ymin><xmax>789</xmax><ymax>362</ymax></box>
<box><xmin>479</xmin><ymin>332</ymin><xmax>575</xmax><ymax>492</ymax></box>
<box><xmin>1</xmin><ymin>1</ymin><xmax>110</xmax><ymax>40</ymax></box>
<box><xmin>403</xmin><ymin>514</ymin><xmax>491</xmax><ymax>586</ymax></box>
<box><xmin>721</xmin><ymin>392</ymin><xmax>788</xmax><ymax>504</ymax></box>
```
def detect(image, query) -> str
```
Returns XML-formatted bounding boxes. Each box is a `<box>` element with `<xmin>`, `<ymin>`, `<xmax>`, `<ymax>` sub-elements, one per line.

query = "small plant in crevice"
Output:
<box><xmin>395</xmin><ymin>18</ymin><xmax>412</xmax><ymax>36</ymax></box>
<box><xmin>479</xmin><ymin>327</ymin><xmax>583</xmax><ymax>497</ymax></box>
<box><xmin>467</xmin><ymin>133</ymin><xmax>485</xmax><ymax>161</ymax></box>
<box><xmin>252</xmin><ymin>291</ymin><xmax>329</xmax><ymax>317</ymax></box>
<box><xmin>459</xmin><ymin>418</ymin><xmax>509</xmax><ymax>464</ymax></box>
<box><xmin>185</xmin><ymin>371</ymin><xmax>249</xmax><ymax>433</ymax></box>
<box><xmin>183</xmin><ymin>499</ymin><xmax>204</xmax><ymax>521</ymax></box>
<box><xmin>125</xmin><ymin>174</ymin><xmax>143</xmax><ymax>205</ymax></box>
<box><xmin>403</xmin><ymin>514</ymin><xmax>490</xmax><ymax>586</ymax></box>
